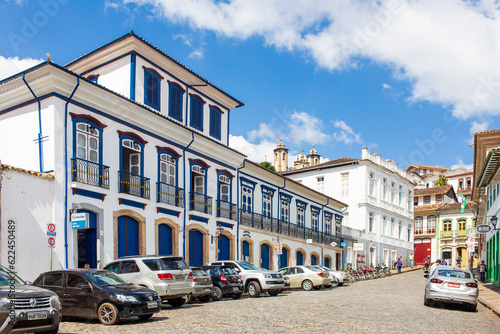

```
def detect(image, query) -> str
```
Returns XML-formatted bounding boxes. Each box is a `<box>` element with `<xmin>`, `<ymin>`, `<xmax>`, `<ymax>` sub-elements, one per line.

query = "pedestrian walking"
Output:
<box><xmin>479</xmin><ymin>261</ymin><xmax>487</xmax><ymax>283</ymax></box>
<box><xmin>409</xmin><ymin>253</ymin><xmax>414</xmax><ymax>268</ymax></box>
<box><xmin>397</xmin><ymin>257</ymin><xmax>402</xmax><ymax>274</ymax></box>
<box><xmin>430</xmin><ymin>259</ymin><xmax>440</xmax><ymax>275</ymax></box>
<box><xmin>456</xmin><ymin>256</ymin><xmax>462</xmax><ymax>268</ymax></box>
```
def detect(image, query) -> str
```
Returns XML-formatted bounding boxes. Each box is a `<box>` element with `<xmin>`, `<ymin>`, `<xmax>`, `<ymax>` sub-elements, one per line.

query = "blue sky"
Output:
<box><xmin>1</xmin><ymin>0</ymin><xmax>500</xmax><ymax>170</ymax></box>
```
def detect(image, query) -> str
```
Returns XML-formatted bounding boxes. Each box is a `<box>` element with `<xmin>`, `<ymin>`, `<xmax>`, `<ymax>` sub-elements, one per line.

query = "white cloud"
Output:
<box><xmin>248</xmin><ymin>123</ymin><xmax>277</xmax><ymax>142</ymax></box>
<box><xmin>470</xmin><ymin>120</ymin><xmax>489</xmax><ymax>135</ymax></box>
<box><xmin>113</xmin><ymin>0</ymin><xmax>500</xmax><ymax>120</ymax></box>
<box><xmin>382</xmin><ymin>83</ymin><xmax>392</xmax><ymax>90</ymax></box>
<box><xmin>332</xmin><ymin>120</ymin><xmax>363</xmax><ymax>145</ymax></box>
<box><xmin>287</xmin><ymin>111</ymin><xmax>329</xmax><ymax>145</ymax></box>
<box><xmin>229</xmin><ymin>134</ymin><xmax>276</xmax><ymax>163</ymax></box>
<box><xmin>0</xmin><ymin>56</ymin><xmax>43</xmax><ymax>81</ymax></box>
<box><xmin>451</xmin><ymin>156</ymin><xmax>473</xmax><ymax>171</ymax></box>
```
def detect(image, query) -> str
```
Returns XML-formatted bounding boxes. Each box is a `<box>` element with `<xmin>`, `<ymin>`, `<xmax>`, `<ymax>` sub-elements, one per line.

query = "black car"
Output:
<box><xmin>201</xmin><ymin>266</ymin><xmax>243</xmax><ymax>301</ymax></box>
<box><xmin>33</xmin><ymin>269</ymin><xmax>160</xmax><ymax>325</ymax></box>
<box><xmin>0</xmin><ymin>266</ymin><xmax>61</xmax><ymax>334</ymax></box>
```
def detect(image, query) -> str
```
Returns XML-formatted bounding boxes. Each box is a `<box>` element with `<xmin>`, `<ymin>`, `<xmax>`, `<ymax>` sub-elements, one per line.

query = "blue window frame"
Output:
<box><xmin>325</xmin><ymin>212</ymin><xmax>333</xmax><ymax>235</ymax></box>
<box><xmin>241</xmin><ymin>184</ymin><xmax>254</xmax><ymax>213</ymax></box>
<box><xmin>209</xmin><ymin>106</ymin><xmax>222</xmax><ymax>140</ymax></box>
<box><xmin>144</xmin><ymin>69</ymin><xmax>161</xmax><ymax>110</ymax></box>
<box><xmin>296</xmin><ymin>200</ymin><xmax>308</xmax><ymax>228</ymax></box>
<box><xmin>158</xmin><ymin>151</ymin><xmax>177</xmax><ymax>187</ymax></box>
<box><xmin>311</xmin><ymin>207</ymin><xmax>320</xmax><ymax>231</ymax></box>
<box><xmin>190</xmin><ymin>95</ymin><xmax>204</xmax><ymax>131</ymax></box>
<box><xmin>280</xmin><ymin>193</ymin><xmax>292</xmax><ymax>222</ymax></box>
<box><xmin>168</xmin><ymin>82</ymin><xmax>184</xmax><ymax>121</ymax></box>
<box><xmin>261</xmin><ymin>185</ymin><xmax>276</xmax><ymax>218</ymax></box>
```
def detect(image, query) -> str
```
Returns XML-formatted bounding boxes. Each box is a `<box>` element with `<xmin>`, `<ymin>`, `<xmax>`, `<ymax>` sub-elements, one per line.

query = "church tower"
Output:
<box><xmin>273</xmin><ymin>137</ymin><xmax>289</xmax><ymax>172</ymax></box>
<box><xmin>307</xmin><ymin>144</ymin><xmax>321</xmax><ymax>167</ymax></box>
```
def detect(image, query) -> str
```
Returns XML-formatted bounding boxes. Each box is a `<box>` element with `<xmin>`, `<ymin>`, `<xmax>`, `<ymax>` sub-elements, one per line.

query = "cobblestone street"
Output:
<box><xmin>59</xmin><ymin>270</ymin><xmax>500</xmax><ymax>333</ymax></box>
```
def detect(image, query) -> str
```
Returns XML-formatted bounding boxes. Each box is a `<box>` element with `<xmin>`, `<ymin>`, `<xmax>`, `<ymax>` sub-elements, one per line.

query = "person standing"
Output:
<box><xmin>397</xmin><ymin>257</ymin><xmax>402</xmax><ymax>274</ymax></box>
<box><xmin>430</xmin><ymin>259</ymin><xmax>441</xmax><ymax>275</ymax></box>
<box><xmin>409</xmin><ymin>253</ymin><xmax>414</xmax><ymax>268</ymax></box>
<box><xmin>479</xmin><ymin>261</ymin><xmax>487</xmax><ymax>283</ymax></box>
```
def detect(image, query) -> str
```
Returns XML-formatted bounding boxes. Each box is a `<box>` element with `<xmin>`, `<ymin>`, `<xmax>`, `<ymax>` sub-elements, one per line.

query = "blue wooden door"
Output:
<box><xmin>311</xmin><ymin>254</ymin><xmax>317</xmax><ymax>265</ymax></box>
<box><xmin>279</xmin><ymin>247</ymin><xmax>288</xmax><ymax>269</ymax></box>
<box><xmin>297</xmin><ymin>251</ymin><xmax>303</xmax><ymax>265</ymax></box>
<box><xmin>158</xmin><ymin>224</ymin><xmax>173</xmax><ymax>255</ymax></box>
<box><xmin>242</xmin><ymin>241</ymin><xmax>250</xmax><ymax>261</ymax></box>
<box><xmin>260</xmin><ymin>244</ymin><xmax>270</xmax><ymax>270</ymax></box>
<box><xmin>77</xmin><ymin>210</ymin><xmax>97</xmax><ymax>268</ymax></box>
<box><xmin>118</xmin><ymin>216</ymin><xmax>139</xmax><ymax>258</ymax></box>
<box><xmin>218</xmin><ymin>235</ymin><xmax>230</xmax><ymax>260</ymax></box>
<box><xmin>324</xmin><ymin>257</ymin><xmax>330</xmax><ymax>269</ymax></box>
<box><xmin>189</xmin><ymin>230</ymin><xmax>204</xmax><ymax>266</ymax></box>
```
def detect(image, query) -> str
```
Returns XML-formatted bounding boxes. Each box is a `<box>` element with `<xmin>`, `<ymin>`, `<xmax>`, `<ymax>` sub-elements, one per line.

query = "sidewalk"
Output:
<box><xmin>389</xmin><ymin>265</ymin><xmax>423</xmax><ymax>275</ymax></box>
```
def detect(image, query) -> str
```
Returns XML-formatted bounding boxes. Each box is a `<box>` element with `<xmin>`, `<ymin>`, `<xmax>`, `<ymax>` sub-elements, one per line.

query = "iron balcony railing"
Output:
<box><xmin>239</xmin><ymin>210</ymin><xmax>341</xmax><ymax>245</ymax></box>
<box><xmin>156</xmin><ymin>182</ymin><xmax>184</xmax><ymax>208</ymax></box>
<box><xmin>441</xmin><ymin>230</ymin><xmax>454</xmax><ymax>238</ymax></box>
<box><xmin>456</xmin><ymin>230</ymin><xmax>467</xmax><ymax>237</ymax></box>
<box><xmin>71</xmin><ymin>158</ymin><xmax>109</xmax><ymax>189</ymax></box>
<box><xmin>217</xmin><ymin>200</ymin><xmax>237</xmax><ymax>220</ymax></box>
<box><xmin>118</xmin><ymin>171</ymin><xmax>150</xmax><ymax>199</ymax></box>
<box><xmin>414</xmin><ymin>228</ymin><xmax>435</xmax><ymax>235</ymax></box>
<box><xmin>190</xmin><ymin>191</ymin><xmax>212</xmax><ymax>214</ymax></box>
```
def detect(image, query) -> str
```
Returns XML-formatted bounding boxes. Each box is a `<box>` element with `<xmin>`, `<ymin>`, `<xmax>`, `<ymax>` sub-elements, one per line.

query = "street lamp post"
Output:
<box><xmin>369</xmin><ymin>243</ymin><xmax>374</xmax><ymax>268</ymax></box>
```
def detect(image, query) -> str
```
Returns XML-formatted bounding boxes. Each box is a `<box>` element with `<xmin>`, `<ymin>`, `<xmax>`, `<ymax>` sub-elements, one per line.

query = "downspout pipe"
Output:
<box><xmin>22</xmin><ymin>74</ymin><xmax>44</xmax><ymax>173</ymax></box>
<box><xmin>321</xmin><ymin>198</ymin><xmax>330</xmax><ymax>267</ymax></box>
<box><xmin>64</xmin><ymin>78</ymin><xmax>80</xmax><ymax>269</ymax></box>
<box><xmin>235</xmin><ymin>159</ymin><xmax>247</xmax><ymax>260</ymax></box>
<box><xmin>182</xmin><ymin>132</ymin><xmax>195</xmax><ymax>259</ymax></box>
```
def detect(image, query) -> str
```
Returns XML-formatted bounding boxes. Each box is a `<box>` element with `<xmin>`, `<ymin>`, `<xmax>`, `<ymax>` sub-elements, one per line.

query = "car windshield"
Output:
<box><xmin>192</xmin><ymin>269</ymin><xmax>208</xmax><ymax>277</ymax></box>
<box><xmin>142</xmin><ymin>258</ymin><xmax>190</xmax><ymax>271</ymax></box>
<box><xmin>436</xmin><ymin>270</ymin><xmax>471</xmax><ymax>279</ymax></box>
<box><xmin>0</xmin><ymin>267</ymin><xmax>24</xmax><ymax>286</ymax></box>
<box><xmin>237</xmin><ymin>262</ymin><xmax>261</xmax><ymax>270</ymax></box>
<box><xmin>220</xmin><ymin>267</ymin><xmax>236</xmax><ymax>275</ymax></box>
<box><xmin>84</xmin><ymin>272</ymin><xmax>130</xmax><ymax>286</ymax></box>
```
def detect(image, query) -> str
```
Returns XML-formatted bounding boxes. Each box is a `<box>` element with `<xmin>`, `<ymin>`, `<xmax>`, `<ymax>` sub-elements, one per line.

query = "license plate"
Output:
<box><xmin>147</xmin><ymin>302</ymin><xmax>157</xmax><ymax>309</ymax></box>
<box><xmin>176</xmin><ymin>274</ymin><xmax>185</xmax><ymax>280</ymax></box>
<box><xmin>447</xmin><ymin>283</ymin><xmax>460</xmax><ymax>288</ymax></box>
<box><xmin>277</xmin><ymin>279</ymin><xmax>283</xmax><ymax>283</ymax></box>
<box><xmin>28</xmin><ymin>311</ymin><xmax>47</xmax><ymax>320</ymax></box>
<box><xmin>204</xmin><ymin>288</ymin><xmax>211</xmax><ymax>292</ymax></box>
<box><xmin>232</xmin><ymin>287</ymin><xmax>239</xmax><ymax>292</ymax></box>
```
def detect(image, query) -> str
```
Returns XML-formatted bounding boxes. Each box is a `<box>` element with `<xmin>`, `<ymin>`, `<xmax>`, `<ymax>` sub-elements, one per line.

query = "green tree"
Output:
<box><xmin>434</xmin><ymin>174</ymin><xmax>449</xmax><ymax>187</ymax></box>
<box><xmin>259</xmin><ymin>161</ymin><xmax>276</xmax><ymax>172</ymax></box>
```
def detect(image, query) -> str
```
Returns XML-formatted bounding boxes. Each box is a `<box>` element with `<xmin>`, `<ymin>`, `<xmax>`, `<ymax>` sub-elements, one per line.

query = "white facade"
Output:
<box><xmin>0</xmin><ymin>33</ymin><xmax>346</xmax><ymax>279</ymax></box>
<box><xmin>283</xmin><ymin>147</ymin><xmax>415</xmax><ymax>268</ymax></box>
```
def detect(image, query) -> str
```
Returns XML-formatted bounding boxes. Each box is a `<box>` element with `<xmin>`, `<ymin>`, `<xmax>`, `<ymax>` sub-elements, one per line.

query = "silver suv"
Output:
<box><xmin>103</xmin><ymin>255</ymin><xmax>194</xmax><ymax>307</ymax></box>
<box><xmin>206</xmin><ymin>261</ymin><xmax>284</xmax><ymax>298</ymax></box>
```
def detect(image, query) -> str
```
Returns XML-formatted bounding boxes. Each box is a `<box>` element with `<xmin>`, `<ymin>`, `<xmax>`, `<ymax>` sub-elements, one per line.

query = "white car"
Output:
<box><xmin>424</xmin><ymin>265</ymin><xmax>478</xmax><ymax>311</ymax></box>
<box><xmin>312</xmin><ymin>265</ymin><xmax>349</xmax><ymax>286</ymax></box>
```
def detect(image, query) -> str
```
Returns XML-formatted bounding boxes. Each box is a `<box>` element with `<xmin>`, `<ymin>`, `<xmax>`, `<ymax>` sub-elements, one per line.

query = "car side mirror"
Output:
<box><xmin>80</xmin><ymin>283</ymin><xmax>92</xmax><ymax>291</ymax></box>
<box><xmin>234</xmin><ymin>268</ymin><xmax>240</xmax><ymax>273</ymax></box>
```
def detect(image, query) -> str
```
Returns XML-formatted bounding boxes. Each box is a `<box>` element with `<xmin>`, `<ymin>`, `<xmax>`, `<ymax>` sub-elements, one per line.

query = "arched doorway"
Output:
<box><xmin>297</xmin><ymin>251</ymin><xmax>304</xmax><ymax>265</ymax></box>
<box><xmin>77</xmin><ymin>210</ymin><xmax>97</xmax><ymax>268</ymax></box>
<box><xmin>260</xmin><ymin>243</ymin><xmax>271</xmax><ymax>269</ymax></box>
<box><xmin>218</xmin><ymin>234</ymin><xmax>230</xmax><ymax>260</ymax></box>
<box><xmin>158</xmin><ymin>224</ymin><xmax>173</xmax><ymax>255</ymax></box>
<box><xmin>311</xmin><ymin>254</ymin><xmax>318</xmax><ymax>265</ymax></box>
<box><xmin>189</xmin><ymin>229</ymin><xmax>204</xmax><ymax>266</ymax></box>
<box><xmin>279</xmin><ymin>247</ymin><xmax>289</xmax><ymax>269</ymax></box>
<box><xmin>117</xmin><ymin>216</ymin><xmax>139</xmax><ymax>258</ymax></box>
<box><xmin>242</xmin><ymin>240</ymin><xmax>250</xmax><ymax>262</ymax></box>
<box><xmin>324</xmin><ymin>256</ymin><xmax>331</xmax><ymax>269</ymax></box>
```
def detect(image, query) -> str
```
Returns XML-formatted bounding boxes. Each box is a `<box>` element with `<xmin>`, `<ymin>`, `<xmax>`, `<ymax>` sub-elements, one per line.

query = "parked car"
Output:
<box><xmin>278</xmin><ymin>266</ymin><xmax>331</xmax><ymax>291</ymax></box>
<box><xmin>206</xmin><ymin>261</ymin><xmax>284</xmax><ymax>298</ymax></box>
<box><xmin>201</xmin><ymin>266</ymin><xmax>243</xmax><ymax>301</ymax></box>
<box><xmin>424</xmin><ymin>265</ymin><xmax>478</xmax><ymax>311</ymax></box>
<box><xmin>0</xmin><ymin>265</ymin><xmax>62</xmax><ymax>334</ymax></box>
<box><xmin>311</xmin><ymin>265</ymin><xmax>348</xmax><ymax>286</ymax></box>
<box><xmin>103</xmin><ymin>255</ymin><xmax>194</xmax><ymax>307</ymax></box>
<box><xmin>187</xmin><ymin>267</ymin><xmax>213</xmax><ymax>303</ymax></box>
<box><xmin>33</xmin><ymin>269</ymin><xmax>160</xmax><ymax>325</ymax></box>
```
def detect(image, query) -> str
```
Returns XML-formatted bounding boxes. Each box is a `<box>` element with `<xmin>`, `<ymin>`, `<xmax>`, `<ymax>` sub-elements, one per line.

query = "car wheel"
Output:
<box><xmin>232</xmin><ymin>292</ymin><xmax>243</xmax><ymax>299</ymax></box>
<box><xmin>40</xmin><ymin>326</ymin><xmax>59</xmax><ymax>334</ymax></box>
<box><xmin>212</xmin><ymin>286</ymin><xmax>223</xmax><ymax>301</ymax></box>
<box><xmin>423</xmin><ymin>294</ymin><xmax>431</xmax><ymax>306</ymax></box>
<box><xmin>185</xmin><ymin>294</ymin><xmax>192</xmax><ymax>304</ymax></box>
<box><xmin>98</xmin><ymin>302</ymin><xmax>120</xmax><ymax>325</ymax></box>
<box><xmin>302</xmin><ymin>279</ymin><xmax>313</xmax><ymax>291</ymax></box>
<box><xmin>168</xmin><ymin>297</ymin><xmax>186</xmax><ymax>308</ymax></box>
<box><xmin>199</xmin><ymin>295</ymin><xmax>211</xmax><ymax>303</ymax></box>
<box><xmin>247</xmin><ymin>282</ymin><xmax>261</xmax><ymax>298</ymax></box>
<box><xmin>268</xmin><ymin>290</ymin><xmax>280</xmax><ymax>296</ymax></box>
<box><xmin>338</xmin><ymin>283</ymin><xmax>344</xmax><ymax>286</ymax></box>
<box><xmin>468</xmin><ymin>303</ymin><xmax>477</xmax><ymax>312</ymax></box>
<box><xmin>138</xmin><ymin>314</ymin><xmax>154</xmax><ymax>321</ymax></box>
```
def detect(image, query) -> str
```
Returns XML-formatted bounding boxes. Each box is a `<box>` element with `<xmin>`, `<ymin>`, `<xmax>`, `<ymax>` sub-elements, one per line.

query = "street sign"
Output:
<box><xmin>47</xmin><ymin>223</ymin><xmax>55</xmax><ymax>233</ymax></box>
<box><xmin>467</xmin><ymin>228</ymin><xmax>477</xmax><ymax>237</ymax></box>
<box><xmin>277</xmin><ymin>244</ymin><xmax>282</xmax><ymax>255</ymax></box>
<box><xmin>467</xmin><ymin>244</ymin><xmax>475</xmax><ymax>251</ymax></box>
<box><xmin>48</xmin><ymin>237</ymin><xmax>55</xmax><ymax>247</ymax></box>
<box><xmin>330</xmin><ymin>242</ymin><xmax>337</xmax><ymax>247</ymax></box>
<box><xmin>306</xmin><ymin>239</ymin><xmax>313</xmax><ymax>244</ymax></box>
<box><xmin>477</xmin><ymin>224</ymin><xmax>492</xmax><ymax>233</ymax></box>
<box><xmin>468</xmin><ymin>236</ymin><xmax>475</xmax><ymax>243</ymax></box>
<box><xmin>71</xmin><ymin>212</ymin><xmax>88</xmax><ymax>229</ymax></box>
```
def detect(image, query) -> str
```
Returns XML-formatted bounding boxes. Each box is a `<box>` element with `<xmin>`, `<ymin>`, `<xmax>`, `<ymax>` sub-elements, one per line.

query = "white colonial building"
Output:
<box><xmin>0</xmin><ymin>32</ymin><xmax>345</xmax><ymax>280</ymax></box>
<box><xmin>280</xmin><ymin>146</ymin><xmax>415</xmax><ymax>269</ymax></box>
